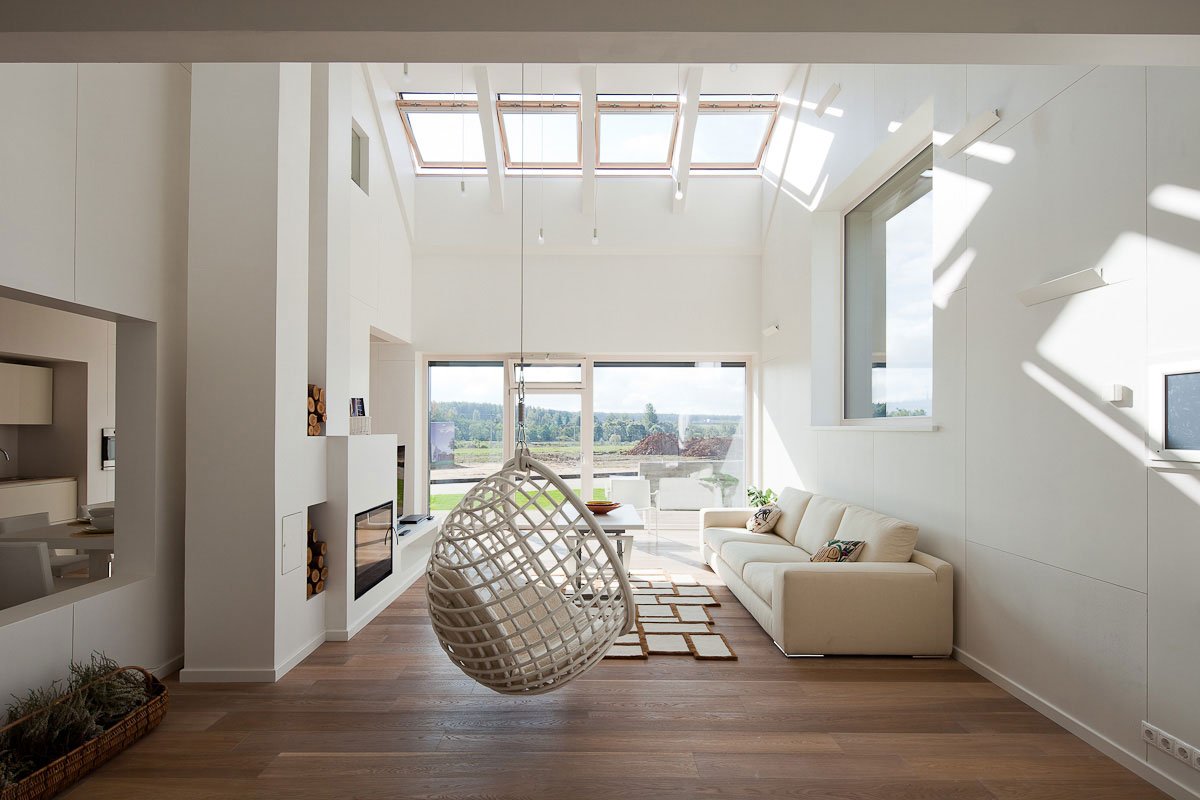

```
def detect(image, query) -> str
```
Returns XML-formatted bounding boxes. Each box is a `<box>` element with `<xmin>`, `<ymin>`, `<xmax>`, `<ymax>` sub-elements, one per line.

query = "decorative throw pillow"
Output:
<box><xmin>810</xmin><ymin>539</ymin><xmax>865</xmax><ymax>562</ymax></box>
<box><xmin>746</xmin><ymin>503</ymin><xmax>782</xmax><ymax>533</ymax></box>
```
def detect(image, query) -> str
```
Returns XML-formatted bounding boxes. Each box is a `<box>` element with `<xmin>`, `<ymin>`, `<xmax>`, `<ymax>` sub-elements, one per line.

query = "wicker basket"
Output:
<box><xmin>0</xmin><ymin>666</ymin><xmax>168</xmax><ymax>800</ymax></box>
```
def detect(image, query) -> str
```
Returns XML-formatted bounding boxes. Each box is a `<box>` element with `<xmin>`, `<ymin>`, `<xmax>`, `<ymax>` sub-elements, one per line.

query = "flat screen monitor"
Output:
<box><xmin>354</xmin><ymin>501</ymin><xmax>393</xmax><ymax>600</ymax></box>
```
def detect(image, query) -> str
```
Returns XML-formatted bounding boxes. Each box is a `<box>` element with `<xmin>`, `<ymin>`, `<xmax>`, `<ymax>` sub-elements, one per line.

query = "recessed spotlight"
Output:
<box><xmin>729</xmin><ymin>63</ymin><xmax>739</xmax><ymax>73</ymax></box>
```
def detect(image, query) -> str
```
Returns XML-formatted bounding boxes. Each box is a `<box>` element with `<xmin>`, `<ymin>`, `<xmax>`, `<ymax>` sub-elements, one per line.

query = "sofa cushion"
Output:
<box><xmin>721</xmin><ymin>541</ymin><xmax>813</xmax><ymax>576</ymax></box>
<box><xmin>772</xmin><ymin>488</ymin><xmax>814</xmax><ymax>545</ymax></box>
<box><xmin>835</xmin><ymin>506</ymin><xmax>919</xmax><ymax>563</ymax></box>
<box><xmin>810</xmin><ymin>539</ymin><xmax>866</xmax><ymax>562</ymax></box>
<box><xmin>742</xmin><ymin>562</ymin><xmax>778</xmax><ymax>605</ymax></box>
<box><xmin>795</xmin><ymin>496</ymin><xmax>849</xmax><ymax>554</ymax></box>
<box><xmin>702</xmin><ymin>527</ymin><xmax>791</xmax><ymax>556</ymax></box>
<box><xmin>746</xmin><ymin>503</ymin><xmax>782</xmax><ymax>533</ymax></box>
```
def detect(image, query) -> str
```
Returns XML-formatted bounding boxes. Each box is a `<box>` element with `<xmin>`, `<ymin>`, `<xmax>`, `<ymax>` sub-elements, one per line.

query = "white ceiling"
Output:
<box><xmin>379</xmin><ymin>63</ymin><xmax>798</xmax><ymax>97</ymax></box>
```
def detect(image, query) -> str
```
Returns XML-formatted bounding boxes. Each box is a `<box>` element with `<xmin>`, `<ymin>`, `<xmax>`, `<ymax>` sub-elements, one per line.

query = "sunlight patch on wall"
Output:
<box><xmin>780</xmin><ymin>122</ymin><xmax>836</xmax><ymax>202</ymax></box>
<box><xmin>1022</xmin><ymin>361</ymin><xmax>1144</xmax><ymax>459</ymax></box>
<box><xmin>1149</xmin><ymin>184</ymin><xmax>1200</xmax><ymax>223</ymax></box>
<box><xmin>963</xmin><ymin>140</ymin><xmax>1015</xmax><ymax>165</ymax></box>
<box><xmin>933</xmin><ymin>248</ymin><xmax>975</xmax><ymax>309</ymax></box>
<box><xmin>932</xmin><ymin>169</ymin><xmax>992</xmax><ymax>270</ymax></box>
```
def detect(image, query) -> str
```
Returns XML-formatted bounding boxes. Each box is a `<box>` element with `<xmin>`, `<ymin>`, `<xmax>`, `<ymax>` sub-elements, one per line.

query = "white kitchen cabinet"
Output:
<box><xmin>0</xmin><ymin>477</ymin><xmax>77</xmax><ymax>522</ymax></box>
<box><xmin>0</xmin><ymin>362</ymin><xmax>53</xmax><ymax>424</ymax></box>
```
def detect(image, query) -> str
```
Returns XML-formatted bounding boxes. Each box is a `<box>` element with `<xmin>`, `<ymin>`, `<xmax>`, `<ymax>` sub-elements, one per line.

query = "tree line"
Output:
<box><xmin>430</xmin><ymin>401</ymin><xmax>741</xmax><ymax>446</ymax></box>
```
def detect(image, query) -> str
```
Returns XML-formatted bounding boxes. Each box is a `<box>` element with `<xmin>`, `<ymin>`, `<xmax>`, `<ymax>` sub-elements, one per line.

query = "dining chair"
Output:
<box><xmin>0</xmin><ymin>541</ymin><xmax>55</xmax><ymax>610</ymax></box>
<box><xmin>609</xmin><ymin>477</ymin><xmax>657</xmax><ymax>544</ymax></box>
<box><xmin>0</xmin><ymin>512</ymin><xmax>89</xmax><ymax>577</ymax></box>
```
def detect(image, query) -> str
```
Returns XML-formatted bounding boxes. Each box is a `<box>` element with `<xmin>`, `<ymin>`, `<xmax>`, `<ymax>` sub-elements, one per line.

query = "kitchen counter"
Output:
<box><xmin>0</xmin><ymin>476</ymin><xmax>76</xmax><ymax>487</ymax></box>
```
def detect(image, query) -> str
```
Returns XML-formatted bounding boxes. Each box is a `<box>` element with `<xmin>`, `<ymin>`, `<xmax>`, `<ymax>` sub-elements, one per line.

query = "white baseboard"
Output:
<box><xmin>326</xmin><ymin>567</ymin><xmax>423</xmax><ymax>642</ymax></box>
<box><xmin>150</xmin><ymin>653</ymin><xmax>184</xmax><ymax>679</ymax></box>
<box><xmin>177</xmin><ymin>666</ymin><xmax>279</xmax><ymax>683</ymax></box>
<box><xmin>273</xmin><ymin>630</ymin><xmax>326</xmax><ymax>680</ymax></box>
<box><xmin>955</xmin><ymin>647</ymin><xmax>1199</xmax><ymax>800</ymax></box>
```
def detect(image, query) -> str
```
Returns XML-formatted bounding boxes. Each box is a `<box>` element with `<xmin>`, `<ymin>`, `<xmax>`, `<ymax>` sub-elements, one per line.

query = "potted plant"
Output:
<box><xmin>746</xmin><ymin>485</ymin><xmax>778</xmax><ymax>508</ymax></box>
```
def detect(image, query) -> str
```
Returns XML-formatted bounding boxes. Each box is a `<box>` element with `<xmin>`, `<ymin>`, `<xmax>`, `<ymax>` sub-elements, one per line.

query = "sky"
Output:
<box><xmin>429</xmin><ymin>364</ymin><xmax>747</xmax><ymax>416</ymax></box>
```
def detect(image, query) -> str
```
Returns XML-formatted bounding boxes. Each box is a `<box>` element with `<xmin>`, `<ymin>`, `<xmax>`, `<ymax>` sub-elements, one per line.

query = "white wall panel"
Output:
<box><xmin>960</xmin><ymin>540</ymin><xmax>1148</xmax><ymax>754</ymax></box>
<box><xmin>0</xmin><ymin>64</ymin><xmax>77</xmax><ymax>300</ymax></box>
<box><xmin>75</xmin><ymin>64</ymin><xmax>190</xmax><ymax>321</ymax></box>
<box><xmin>964</xmin><ymin>67</ymin><xmax>1147</xmax><ymax>592</ymax></box>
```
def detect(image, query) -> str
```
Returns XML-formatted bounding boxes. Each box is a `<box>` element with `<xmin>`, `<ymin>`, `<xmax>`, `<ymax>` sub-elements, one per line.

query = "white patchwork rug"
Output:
<box><xmin>604</xmin><ymin>570</ymin><xmax>737</xmax><ymax>661</ymax></box>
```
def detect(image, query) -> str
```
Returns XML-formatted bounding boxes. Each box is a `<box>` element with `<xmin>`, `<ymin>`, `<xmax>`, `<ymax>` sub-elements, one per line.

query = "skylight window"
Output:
<box><xmin>597</xmin><ymin>95</ymin><xmax>680</xmax><ymax>169</ymax></box>
<box><xmin>496</xmin><ymin>94</ymin><xmax>581</xmax><ymax>169</ymax></box>
<box><xmin>396</xmin><ymin>93</ymin><xmax>486</xmax><ymax>169</ymax></box>
<box><xmin>691</xmin><ymin>94</ymin><xmax>779</xmax><ymax>169</ymax></box>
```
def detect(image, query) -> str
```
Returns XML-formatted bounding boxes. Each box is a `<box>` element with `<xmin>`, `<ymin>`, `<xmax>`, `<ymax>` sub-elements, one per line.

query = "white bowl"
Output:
<box><xmin>90</xmin><ymin>516</ymin><xmax>115</xmax><ymax>532</ymax></box>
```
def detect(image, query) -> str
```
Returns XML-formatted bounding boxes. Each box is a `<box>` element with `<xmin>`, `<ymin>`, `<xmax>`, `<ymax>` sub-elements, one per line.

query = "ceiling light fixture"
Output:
<box><xmin>403</xmin><ymin>62</ymin><xmax>411</xmax><ymax>83</ymax></box>
<box><xmin>591</xmin><ymin>227</ymin><xmax>599</xmax><ymax>246</ymax></box>
<box><xmin>674</xmin><ymin>180</ymin><xmax>684</xmax><ymax>201</ymax></box>
<box><xmin>729</xmin><ymin>63</ymin><xmax>739</xmax><ymax>73</ymax></box>
<box><xmin>537</xmin><ymin>227</ymin><xmax>545</xmax><ymax>245</ymax></box>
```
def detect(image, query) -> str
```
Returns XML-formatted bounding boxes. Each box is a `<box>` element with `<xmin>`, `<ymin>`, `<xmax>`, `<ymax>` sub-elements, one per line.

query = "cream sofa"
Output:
<box><xmin>701</xmin><ymin>488</ymin><xmax>953</xmax><ymax>656</ymax></box>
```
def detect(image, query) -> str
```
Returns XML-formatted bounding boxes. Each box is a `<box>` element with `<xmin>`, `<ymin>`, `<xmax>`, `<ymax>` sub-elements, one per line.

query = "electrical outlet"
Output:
<box><xmin>1174</xmin><ymin>741</ymin><xmax>1194</xmax><ymax>763</ymax></box>
<box><xmin>1157</xmin><ymin>732</ymin><xmax>1176</xmax><ymax>754</ymax></box>
<box><xmin>1192</xmin><ymin>747</ymin><xmax>1200</xmax><ymax>771</ymax></box>
<box><xmin>1142</xmin><ymin>721</ymin><xmax>1160</xmax><ymax>748</ymax></box>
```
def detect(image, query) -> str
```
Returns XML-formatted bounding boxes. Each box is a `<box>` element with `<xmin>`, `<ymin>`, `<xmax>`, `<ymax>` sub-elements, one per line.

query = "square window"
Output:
<box><xmin>497</xmin><ymin>95</ymin><xmax>581</xmax><ymax>169</ymax></box>
<box><xmin>691</xmin><ymin>95</ymin><xmax>778</xmax><ymax>169</ymax></box>
<box><xmin>396</xmin><ymin>93</ymin><xmax>486</xmax><ymax>169</ymax></box>
<box><xmin>597</xmin><ymin>96</ymin><xmax>679</xmax><ymax>169</ymax></box>
<box><xmin>843</xmin><ymin>146</ymin><xmax>934</xmax><ymax>420</ymax></box>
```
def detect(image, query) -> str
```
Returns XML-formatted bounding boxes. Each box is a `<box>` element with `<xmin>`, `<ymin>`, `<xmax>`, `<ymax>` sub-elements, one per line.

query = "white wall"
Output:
<box><xmin>760</xmin><ymin>63</ymin><xmax>1200</xmax><ymax>800</ymax></box>
<box><xmin>0</xmin><ymin>63</ymin><xmax>189</xmax><ymax>699</ymax></box>
<box><xmin>412</xmin><ymin>176</ymin><xmax>762</xmax><ymax>355</ymax></box>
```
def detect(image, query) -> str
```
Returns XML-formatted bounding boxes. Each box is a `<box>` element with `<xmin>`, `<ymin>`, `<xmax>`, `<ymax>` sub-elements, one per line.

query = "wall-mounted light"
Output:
<box><xmin>459</xmin><ymin>179</ymin><xmax>466</xmax><ymax>195</ymax></box>
<box><xmin>941</xmin><ymin>109</ymin><xmax>1001</xmax><ymax>159</ymax></box>
<box><xmin>762</xmin><ymin>323</ymin><xmax>780</xmax><ymax>337</ymax></box>
<box><xmin>403</xmin><ymin>63</ymin><xmax>411</xmax><ymax>83</ymax></box>
<box><xmin>591</xmin><ymin>228</ymin><xmax>600</xmax><ymax>246</ymax></box>
<box><xmin>537</xmin><ymin>227</ymin><xmax>545</xmax><ymax>245</ymax></box>
<box><xmin>674</xmin><ymin>180</ymin><xmax>684</xmax><ymax>201</ymax></box>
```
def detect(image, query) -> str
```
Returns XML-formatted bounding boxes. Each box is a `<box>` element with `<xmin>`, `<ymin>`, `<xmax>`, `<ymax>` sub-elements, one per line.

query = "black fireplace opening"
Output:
<box><xmin>354</xmin><ymin>500</ymin><xmax>394</xmax><ymax>599</ymax></box>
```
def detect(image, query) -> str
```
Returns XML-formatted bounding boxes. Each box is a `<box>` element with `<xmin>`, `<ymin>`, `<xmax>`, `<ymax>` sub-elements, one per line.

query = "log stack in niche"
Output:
<box><xmin>307</xmin><ymin>383</ymin><xmax>328</xmax><ymax>436</ymax></box>
<box><xmin>306</xmin><ymin>526</ymin><xmax>328</xmax><ymax>599</ymax></box>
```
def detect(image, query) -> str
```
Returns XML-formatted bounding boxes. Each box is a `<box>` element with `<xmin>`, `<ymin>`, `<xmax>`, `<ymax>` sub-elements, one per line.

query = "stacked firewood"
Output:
<box><xmin>306</xmin><ymin>526</ymin><xmax>328</xmax><ymax>599</ymax></box>
<box><xmin>307</xmin><ymin>384</ymin><xmax>327</xmax><ymax>436</ymax></box>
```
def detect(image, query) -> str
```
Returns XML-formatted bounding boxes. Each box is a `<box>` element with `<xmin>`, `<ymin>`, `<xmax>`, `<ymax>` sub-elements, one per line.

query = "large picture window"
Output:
<box><xmin>843</xmin><ymin>146</ymin><xmax>933</xmax><ymax>420</ymax></box>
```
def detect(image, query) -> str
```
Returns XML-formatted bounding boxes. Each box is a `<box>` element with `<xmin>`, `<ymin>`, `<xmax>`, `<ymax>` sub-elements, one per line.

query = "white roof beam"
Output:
<box><xmin>473</xmin><ymin>64</ymin><xmax>505</xmax><ymax>213</ymax></box>
<box><xmin>580</xmin><ymin>65</ymin><xmax>597</xmax><ymax>216</ymax></box>
<box><xmin>671</xmin><ymin>66</ymin><xmax>703</xmax><ymax>214</ymax></box>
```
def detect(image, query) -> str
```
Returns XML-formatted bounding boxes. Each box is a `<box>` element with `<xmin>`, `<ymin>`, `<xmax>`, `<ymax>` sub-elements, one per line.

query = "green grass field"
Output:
<box><xmin>430</xmin><ymin>487</ymin><xmax>608</xmax><ymax>512</ymax></box>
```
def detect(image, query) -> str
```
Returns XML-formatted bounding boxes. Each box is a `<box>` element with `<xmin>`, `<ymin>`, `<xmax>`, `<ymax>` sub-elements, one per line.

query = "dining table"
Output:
<box><xmin>0</xmin><ymin>521</ymin><xmax>114</xmax><ymax>579</ymax></box>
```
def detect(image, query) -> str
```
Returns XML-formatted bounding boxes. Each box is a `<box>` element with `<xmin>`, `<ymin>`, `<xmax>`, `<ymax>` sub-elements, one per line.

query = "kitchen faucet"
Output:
<box><xmin>0</xmin><ymin>447</ymin><xmax>9</xmax><ymax>461</ymax></box>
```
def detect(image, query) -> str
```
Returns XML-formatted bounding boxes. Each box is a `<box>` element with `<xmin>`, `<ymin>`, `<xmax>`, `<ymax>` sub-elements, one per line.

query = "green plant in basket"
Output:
<box><xmin>4</xmin><ymin>682</ymin><xmax>101</xmax><ymax>771</ymax></box>
<box><xmin>746</xmin><ymin>486</ymin><xmax>778</xmax><ymax>507</ymax></box>
<box><xmin>70</xmin><ymin>652</ymin><xmax>149</xmax><ymax>728</ymax></box>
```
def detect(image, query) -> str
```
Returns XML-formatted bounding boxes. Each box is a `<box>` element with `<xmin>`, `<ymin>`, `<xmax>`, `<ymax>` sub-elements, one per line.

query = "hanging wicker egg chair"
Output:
<box><xmin>426</xmin><ymin>452</ymin><xmax>635</xmax><ymax>694</ymax></box>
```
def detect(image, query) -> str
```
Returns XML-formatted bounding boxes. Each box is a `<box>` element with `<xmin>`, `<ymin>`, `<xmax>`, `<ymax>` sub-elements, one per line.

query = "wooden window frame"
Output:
<box><xmin>395</xmin><ymin>95</ymin><xmax>487</xmax><ymax>170</ymax></box>
<box><xmin>595</xmin><ymin>97</ymin><xmax>682</xmax><ymax>170</ymax></box>
<box><xmin>495</xmin><ymin>96</ymin><xmax>583</xmax><ymax>170</ymax></box>
<box><xmin>691</xmin><ymin>96</ymin><xmax>780</xmax><ymax>170</ymax></box>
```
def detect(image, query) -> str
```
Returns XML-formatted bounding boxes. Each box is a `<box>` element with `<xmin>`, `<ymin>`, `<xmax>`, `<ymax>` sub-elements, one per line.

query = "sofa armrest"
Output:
<box><xmin>772</xmin><ymin>560</ymin><xmax>953</xmax><ymax>656</ymax></box>
<box><xmin>699</xmin><ymin>507</ymin><xmax>754</xmax><ymax>530</ymax></box>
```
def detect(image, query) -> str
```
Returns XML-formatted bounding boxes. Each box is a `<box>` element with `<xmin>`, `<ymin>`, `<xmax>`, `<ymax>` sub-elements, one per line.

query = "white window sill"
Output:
<box><xmin>812</xmin><ymin>423</ymin><xmax>940</xmax><ymax>433</ymax></box>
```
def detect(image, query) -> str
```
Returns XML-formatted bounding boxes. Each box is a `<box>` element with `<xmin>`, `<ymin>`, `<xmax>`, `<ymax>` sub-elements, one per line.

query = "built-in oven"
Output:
<box><xmin>101</xmin><ymin>427</ymin><xmax>115</xmax><ymax>470</ymax></box>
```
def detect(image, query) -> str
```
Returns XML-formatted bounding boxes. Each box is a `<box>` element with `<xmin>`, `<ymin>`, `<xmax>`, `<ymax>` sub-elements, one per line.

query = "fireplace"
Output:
<box><xmin>353</xmin><ymin>501</ymin><xmax>393</xmax><ymax>599</ymax></box>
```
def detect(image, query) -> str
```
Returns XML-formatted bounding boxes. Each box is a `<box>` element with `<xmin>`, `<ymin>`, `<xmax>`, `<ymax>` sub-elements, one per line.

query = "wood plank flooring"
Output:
<box><xmin>63</xmin><ymin>534</ymin><xmax>1169</xmax><ymax>800</ymax></box>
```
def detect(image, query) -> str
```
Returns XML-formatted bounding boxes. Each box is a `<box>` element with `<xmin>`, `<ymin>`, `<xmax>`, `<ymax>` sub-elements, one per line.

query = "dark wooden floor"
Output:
<box><xmin>64</xmin><ymin>539</ymin><xmax>1168</xmax><ymax>800</ymax></box>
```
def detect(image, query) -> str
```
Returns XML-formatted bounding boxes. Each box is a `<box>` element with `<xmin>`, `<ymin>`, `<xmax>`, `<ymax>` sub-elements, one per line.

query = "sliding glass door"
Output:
<box><xmin>426</xmin><ymin>358</ymin><xmax>748</xmax><ymax>515</ymax></box>
<box><xmin>593</xmin><ymin>362</ymin><xmax>747</xmax><ymax>509</ymax></box>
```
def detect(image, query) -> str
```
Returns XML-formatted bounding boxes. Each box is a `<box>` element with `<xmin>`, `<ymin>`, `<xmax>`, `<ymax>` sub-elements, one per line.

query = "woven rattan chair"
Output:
<box><xmin>427</xmin><ymin>453</ymin><xmax>635</xmax><ymax>695</ymax></box>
